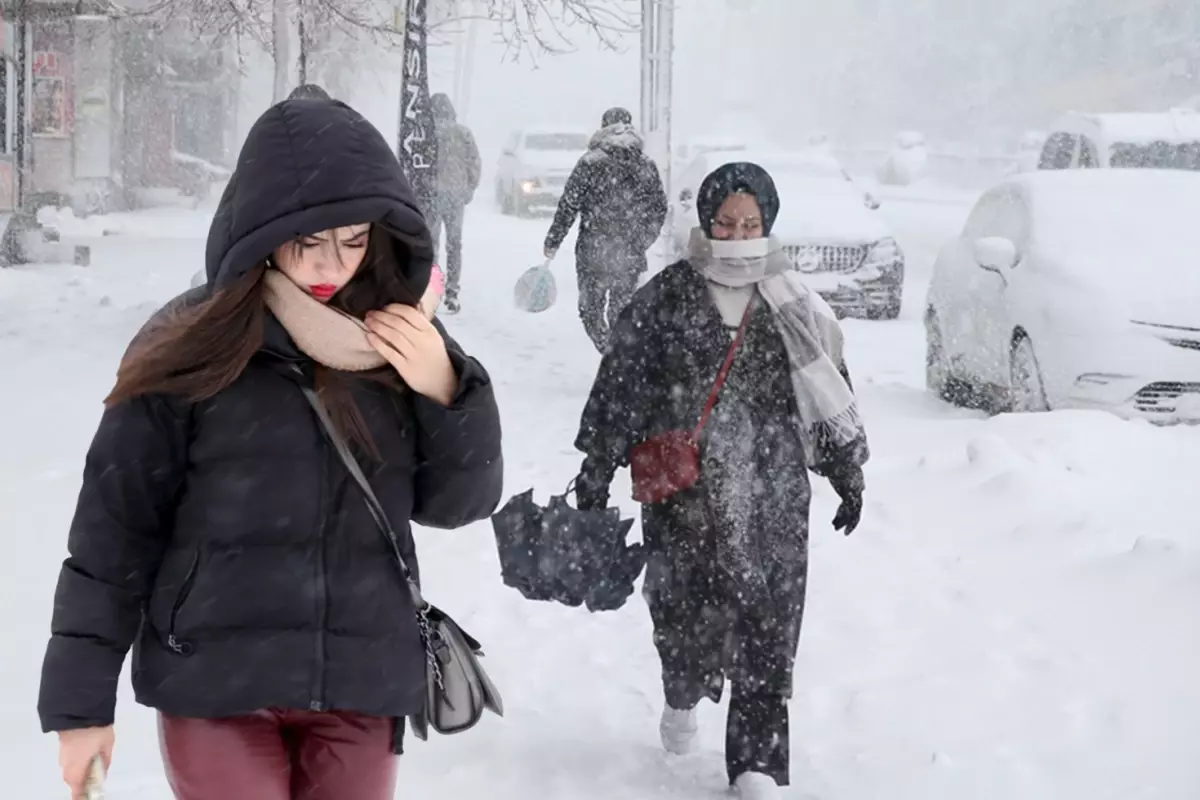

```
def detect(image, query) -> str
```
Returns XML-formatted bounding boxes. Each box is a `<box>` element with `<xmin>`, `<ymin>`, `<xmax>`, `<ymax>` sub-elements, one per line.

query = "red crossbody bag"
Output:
<box><xmin>629</xmin><ymin>297</ymin><xmax>755</xmax><ymax>504</ymax></box>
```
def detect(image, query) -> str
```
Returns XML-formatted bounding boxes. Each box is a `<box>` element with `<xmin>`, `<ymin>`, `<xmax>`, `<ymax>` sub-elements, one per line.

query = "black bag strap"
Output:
<box><xmin>301</xmin><ymin>387</ymin><xmax>427</xmax><ymax>611</ymax></box>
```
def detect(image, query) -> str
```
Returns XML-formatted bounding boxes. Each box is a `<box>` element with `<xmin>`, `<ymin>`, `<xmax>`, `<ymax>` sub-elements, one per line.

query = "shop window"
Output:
<box><xmin>32</xmin><ymin>76</ymin><xmax>66</xmax><ymax>136</ymax></box>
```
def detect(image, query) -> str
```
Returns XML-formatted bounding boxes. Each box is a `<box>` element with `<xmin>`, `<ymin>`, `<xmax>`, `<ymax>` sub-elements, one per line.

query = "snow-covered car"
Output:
<box><xmin>877</xmin><ymin>130</ymin><xmax>928</xmax><ymax>186</ymax></box>
<box><xmin>494</xmin><ymin>128</ymin><xmax>590</xmax><ymax>216</ymax></box>
<box><xmin>1038</xmin><ymin>110</ymin><xmax>1200</xmax><ymax>170</ymax></box>
<box><xmin>925</xmin><ymin>169</ymin><xmax>1200</xmax><ymax>423</ymax></box>
<box><xmin>1012</xmin><ymin>130</ymin><xmax>1046</xmax><ymax>174</ymax></box>
<box><xmin>671</xmin><ymin>148</ymin><xmax>902</xmax><ymax>319</ymax></box>
<box><xmin>670</xmin><ymin>136</ymin><xmax>748</xmax><ymax>198</ymax></box>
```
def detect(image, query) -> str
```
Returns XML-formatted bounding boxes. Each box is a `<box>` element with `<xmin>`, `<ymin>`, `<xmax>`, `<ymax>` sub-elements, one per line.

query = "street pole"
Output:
<box><xmin>639</xmin><ymin>0</ymin><xmax>653</xmax><ymax>143</ymax></box>
<box><xmin>297</xmin><ymin>0</ymin><xmax>307</xmax><ymax>85</ymax></box>
<box><xmin>272</xmin><ymin>0</ymin><xmax>290</xmax><ymax>102</ymax></box>
<box><xmin>14</xmin><ymin>0</ymin><xmax>27</xmax><ymax>211</ymax></box>
<box><xmin>639</xmin><ymin>0</ymin><xmax>674</xmax><ymax>255</ymax></box>
<box><xmin>459</xmin><ymin>0</ymin><xmax>478</xmax><ymax>118</ymax></box>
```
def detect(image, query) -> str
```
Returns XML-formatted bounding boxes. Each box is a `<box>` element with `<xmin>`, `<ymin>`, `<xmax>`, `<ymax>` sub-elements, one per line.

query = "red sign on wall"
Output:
<box><xmin>33</xmin><ymin>51</ymin><xmax>61</xmax><ymax>76</ymax></box>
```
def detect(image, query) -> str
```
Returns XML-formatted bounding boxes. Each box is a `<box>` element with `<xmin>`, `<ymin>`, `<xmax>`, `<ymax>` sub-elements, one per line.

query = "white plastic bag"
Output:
<box><xmin>513</xmin><ymin>261</ymin><xmax>557</xmax><ymax>313</ymax></box>
<box><xmin>85</xmin><ymin>755</ymin><xmax>105</xmax><ymax>799</ymax></box>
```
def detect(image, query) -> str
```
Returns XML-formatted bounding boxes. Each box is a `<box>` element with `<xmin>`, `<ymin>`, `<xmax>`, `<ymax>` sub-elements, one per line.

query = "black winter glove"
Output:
<box><xmin>573</xmin><ymin>472</ymin><xmax>610</xmax><ymax>512</ymax></box>
<box><xmin>830</xmin><ymin>479</ymin><xmax>863</xmax><ymax>536</ymax></box>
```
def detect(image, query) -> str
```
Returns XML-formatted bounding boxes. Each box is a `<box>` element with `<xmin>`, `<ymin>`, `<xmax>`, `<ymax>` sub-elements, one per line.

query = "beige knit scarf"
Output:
<box><xmin>262</xmin><ymin>269</ymin><xmax>389</xmax><ymax>371</ymax></box>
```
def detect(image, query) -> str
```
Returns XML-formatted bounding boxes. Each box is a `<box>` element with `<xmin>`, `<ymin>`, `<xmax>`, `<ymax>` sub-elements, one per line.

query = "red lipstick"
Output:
<box><xmin>308</xmin><ymin>283</ymin><xmax>337</xmax><ymax>300</ymax></box>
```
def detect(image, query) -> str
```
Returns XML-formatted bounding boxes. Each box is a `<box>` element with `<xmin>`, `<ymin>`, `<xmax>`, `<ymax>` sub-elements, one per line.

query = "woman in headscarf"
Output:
<box><xmin>571</xmin><ymin>162</ymin><xmax>869</xmax><ymax>799</ymax></box>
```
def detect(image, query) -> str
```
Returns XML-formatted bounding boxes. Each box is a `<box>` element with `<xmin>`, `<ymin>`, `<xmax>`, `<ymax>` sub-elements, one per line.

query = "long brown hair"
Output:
<box><xmin>106</xmin><ymin>226</ymin><xmax>421</xmax><ymax>456</ymax></box>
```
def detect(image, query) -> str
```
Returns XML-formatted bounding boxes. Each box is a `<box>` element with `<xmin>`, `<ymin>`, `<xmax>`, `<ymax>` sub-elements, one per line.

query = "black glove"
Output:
<box><xmin>830</xmin><ymin>480</ymin><xmax>863</xmax><ymax>536</ymax></box>
<box><xmin>573</xmin><ymin>472</ymin><xmax>610</xmax><ymax>512</ymax></box>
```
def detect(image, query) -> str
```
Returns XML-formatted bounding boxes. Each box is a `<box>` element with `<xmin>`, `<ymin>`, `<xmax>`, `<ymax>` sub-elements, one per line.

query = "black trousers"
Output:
<box><xmin>645</xmin><ymin>558</ymin><xmax>793</xmax><ymax>787</ymax></box>
<box><xmin>429</xmin><ymin>201</ymin><xmax>465</xmax><ymax>299</ymax></box>
<box><xmin>575</xmin><ymin>263</ymin><xmax>640</xmax><ymax>353</ymax></box>
<box><xmin>641</xmin><ymin>469</ymin><xmax>807</xmax><ymax>789</ymax></box>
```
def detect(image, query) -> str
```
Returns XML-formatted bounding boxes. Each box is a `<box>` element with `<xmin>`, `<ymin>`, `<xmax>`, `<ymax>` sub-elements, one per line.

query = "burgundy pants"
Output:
<box><xmin>158</xmin><ymin>709</ymin><xmax>397</xmax><ymax>800</ymax></box>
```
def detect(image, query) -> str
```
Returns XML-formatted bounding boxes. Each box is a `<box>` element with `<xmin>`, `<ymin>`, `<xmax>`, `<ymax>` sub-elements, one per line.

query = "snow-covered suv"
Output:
<box><xmin>672</xmin><ymin>148</ymin><xmax>903</xmax><ymax>319</ymax></box>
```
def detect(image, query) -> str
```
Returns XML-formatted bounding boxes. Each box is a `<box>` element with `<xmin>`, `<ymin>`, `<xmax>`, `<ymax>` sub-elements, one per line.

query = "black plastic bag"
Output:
<box><xmin>490</xmin><ymin>486</ymin><xmax>645</xmax><ymax>612</ymax></box>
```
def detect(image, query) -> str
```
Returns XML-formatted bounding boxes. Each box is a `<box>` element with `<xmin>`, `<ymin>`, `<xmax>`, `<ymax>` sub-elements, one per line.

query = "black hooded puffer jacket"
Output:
<box><xmin>37</xmin><ymin>97</ymin><xmax>504</xmax><ymax>739</ymax></box>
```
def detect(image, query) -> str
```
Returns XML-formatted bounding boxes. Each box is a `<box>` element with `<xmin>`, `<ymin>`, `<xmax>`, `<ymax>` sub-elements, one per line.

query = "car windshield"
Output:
<box><xmin>524</xmin><ymin>133</ymin><xmax>589</xmax><ymax>151</ymax></box>
<box><xmin>1109</xmin><ymin>141</ymin><xmax>1200</xmax><ymax>170</ymax></box>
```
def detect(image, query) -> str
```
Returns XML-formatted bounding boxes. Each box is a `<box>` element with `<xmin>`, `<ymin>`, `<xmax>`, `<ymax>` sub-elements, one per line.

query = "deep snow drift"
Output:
<box><xmin>2</xmin><ymin>196</ymin><xmax>1197</xmax><ymax>799</ymax></box>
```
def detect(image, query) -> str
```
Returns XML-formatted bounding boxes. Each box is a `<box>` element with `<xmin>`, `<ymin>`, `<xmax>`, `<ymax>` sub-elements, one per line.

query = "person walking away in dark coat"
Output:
<box><xmin>38</xmin><ymin>94</ymin><xmax>504</xmax><ymax>800</ymax></box>
<box><xmin>543</xmin><ymin>106</ymin><xmax>667</xmax><ymax>352</ymax></box>
<box><xmin>570</xmin><ymin>161</ymin><xmax>868</xmax><ymax>799</ymax></box>
<box><xmin>430</xmin><ymin>92</ymin><xmax>481</xmax><ymax>314</ymax></box>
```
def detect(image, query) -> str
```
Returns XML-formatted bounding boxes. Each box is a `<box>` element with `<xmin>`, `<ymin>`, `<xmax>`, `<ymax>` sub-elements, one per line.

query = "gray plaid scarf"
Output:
<box><xmin>688</xmin><ymin>228</ymin><xmax>865</xmax><ymax>465</ymax></box>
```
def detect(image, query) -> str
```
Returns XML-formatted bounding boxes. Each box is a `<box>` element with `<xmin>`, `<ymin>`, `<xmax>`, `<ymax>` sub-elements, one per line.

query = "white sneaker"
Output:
<box><xmin>659</xmin><ymin>705</ymin><xmax>699</xmax><ymax>755</ymax></box>
<box><xmin>733</xmin><ymin>772</ymin><xmax>780</xmax><ymax>800</ymax></box>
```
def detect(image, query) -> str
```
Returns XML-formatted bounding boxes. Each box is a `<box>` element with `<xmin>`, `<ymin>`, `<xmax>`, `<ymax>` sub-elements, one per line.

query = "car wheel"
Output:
<box><xmin>1009</xmin><ymin>334</ymin><xmax>1049</xmax><ymax>412</ymax></box>
<box><xmin>868</xmin><ymin>294</ymin><xmax>902</xmax><ymax>320</ymax></box>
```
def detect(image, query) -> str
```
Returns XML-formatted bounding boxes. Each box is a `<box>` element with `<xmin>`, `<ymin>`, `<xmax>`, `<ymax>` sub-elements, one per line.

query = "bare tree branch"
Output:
<box><xmin>127</xmin><ymin>0</ymin><xmax>640</xmax><ymax>83</ymax></box>
<box><xmin>443</xmin><ymin>0</ymin><xmax>639</xmax><ymax>63</ymax></box>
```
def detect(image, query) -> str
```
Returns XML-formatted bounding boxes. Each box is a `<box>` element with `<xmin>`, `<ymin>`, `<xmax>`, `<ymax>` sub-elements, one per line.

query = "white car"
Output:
<box><xmin>494</xmin><ymin>128</ymin><xmax>591</xmax><ymax>216</ymax></box>
<box><xmin>670</xmin><ymin>136</ymin><xmax>749</xmax><ymax>195</ymax></box>
<box><xmin>671</xmin><ymin>148</ymin><xmax>903</xmax><ymax>319</ymax></box>
<box><xmin>925</xmin><ymin>169</ymin><xmax>1200</xmax><ymax>423</ymax></box>
<box><xmin>877</xmin><ymin>130</ymin><xmax>928</xmax><ymax>186</ymax></box>
<box><xmin>1012</xmin><ymin>130</ymin><xmax>1046</xmax><ymax>174</ymax></box>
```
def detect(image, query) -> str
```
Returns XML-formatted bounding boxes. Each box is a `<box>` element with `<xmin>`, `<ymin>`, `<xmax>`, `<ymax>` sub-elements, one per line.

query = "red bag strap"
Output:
<box><xmin>694</xmin><ymin>295</ymin><xmax>756</xmax><ymax>437</ymax></box>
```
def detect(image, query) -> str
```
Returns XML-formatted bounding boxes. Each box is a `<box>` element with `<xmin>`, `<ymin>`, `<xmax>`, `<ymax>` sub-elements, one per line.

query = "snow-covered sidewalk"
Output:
<box><xmin>2</xmin><ymin>202</ymin><xmax>1196</xmax><ymax>799</ymax></box>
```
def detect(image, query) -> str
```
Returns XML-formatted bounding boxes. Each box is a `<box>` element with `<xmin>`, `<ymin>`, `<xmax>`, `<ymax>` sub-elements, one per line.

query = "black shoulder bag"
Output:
<box><xmin>301</xmin><ymin>387</ymin><xmax>504</xmax><ymax>740</ymax></box>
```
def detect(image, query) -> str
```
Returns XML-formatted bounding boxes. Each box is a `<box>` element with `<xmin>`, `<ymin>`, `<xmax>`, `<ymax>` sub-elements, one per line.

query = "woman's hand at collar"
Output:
<box><xmin>364</xmin><ymin>303</ymin><xmax>457</xmax><ymax>405</ymax></box>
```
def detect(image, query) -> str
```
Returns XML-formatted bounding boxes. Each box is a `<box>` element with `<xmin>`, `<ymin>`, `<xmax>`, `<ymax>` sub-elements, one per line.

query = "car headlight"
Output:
<box><xmin>863</xmin><ymin>237</ymin><xmax>902</xmax><ymax>266</ymax></box>
<box><xmin>520</xmin><ymin>180</ymin><xmax>537</xmax><ymax>193</ymax></box>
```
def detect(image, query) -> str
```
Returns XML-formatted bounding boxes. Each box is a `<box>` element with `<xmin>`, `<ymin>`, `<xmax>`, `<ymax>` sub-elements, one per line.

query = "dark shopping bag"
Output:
<box><xmin>490</xmin><ymin>485</ymin><xmax>645</xmax><ymax>611</ymax></box>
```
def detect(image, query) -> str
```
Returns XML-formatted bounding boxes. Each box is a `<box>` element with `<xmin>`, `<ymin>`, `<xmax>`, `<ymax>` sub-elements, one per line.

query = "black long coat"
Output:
<box><xmin>575</xmin><ymin>260</ymin><xmax>867</xmax><ymax>703</ymax></box>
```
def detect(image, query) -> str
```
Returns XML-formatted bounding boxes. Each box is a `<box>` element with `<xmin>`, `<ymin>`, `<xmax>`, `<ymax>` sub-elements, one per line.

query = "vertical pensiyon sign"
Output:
<box><xmin>397</xmin><ymin>0</ymin><xmax>438</xmax><ymax>218</ymax></box>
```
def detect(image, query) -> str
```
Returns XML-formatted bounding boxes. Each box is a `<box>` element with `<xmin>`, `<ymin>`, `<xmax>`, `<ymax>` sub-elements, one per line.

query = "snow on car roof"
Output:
<box><xmin>1011</xmin><ymin>169</ymin><xmax>1200</xmax><ymax>270</ymax></box>
<box><xmin>710</xmin><ymin>148</ymin><xmax>845</xmax><ymax>176</ymax></box>
<box><xmin>522</xmin><ymin>127</ymin><xmax>591</xmax><ymax>137</ymax></box>
<box><xmin>1062</xmin><ymin>111</ymin><xmax>1200</xmax><ymax>143</ymax></box>
<box><xmin>1010</xmin><ymin>169</ymin><xmax>1200</xmax><ymax>304</ymax></box>
<box><xmin>1011</xmin><ymin>166</ymin><xmax>1200</xmax><ymax>197</ymax></box>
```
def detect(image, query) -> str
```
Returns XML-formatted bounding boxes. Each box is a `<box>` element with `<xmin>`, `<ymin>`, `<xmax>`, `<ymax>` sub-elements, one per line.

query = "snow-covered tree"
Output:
<box><xmin>134</xmin><ymin>0</ymin><xmax>638</xmax><ymax>95</ymax></box>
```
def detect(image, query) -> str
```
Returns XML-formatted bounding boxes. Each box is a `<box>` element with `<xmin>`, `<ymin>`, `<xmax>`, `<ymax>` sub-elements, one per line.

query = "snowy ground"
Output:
<box><xmin>3</xmin><ymin>192</ymin><xmax>1199</xmax><ymax>799</ymax></box>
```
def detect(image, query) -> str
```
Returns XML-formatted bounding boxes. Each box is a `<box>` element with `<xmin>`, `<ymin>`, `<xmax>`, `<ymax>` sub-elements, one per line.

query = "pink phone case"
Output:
<box><xmin>421</xmin><ymin>264</ymin><xmax>445</xmax><ymax>318</ymax></box>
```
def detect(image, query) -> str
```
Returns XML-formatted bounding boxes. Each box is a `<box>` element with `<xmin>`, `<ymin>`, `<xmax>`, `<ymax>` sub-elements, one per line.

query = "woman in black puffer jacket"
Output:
<box><xmin>38</xmin><ymin>94</ymin><xmax>503</xmax><ymax>800</ymax></box>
